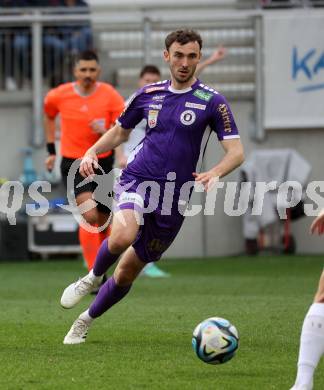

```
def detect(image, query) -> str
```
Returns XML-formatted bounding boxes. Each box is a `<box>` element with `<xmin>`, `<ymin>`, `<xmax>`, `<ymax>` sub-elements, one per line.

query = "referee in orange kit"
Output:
<box><xmin>44</xmin><ymin>50</ymin><xmax>124</xmax><ymax>273</ymax></box>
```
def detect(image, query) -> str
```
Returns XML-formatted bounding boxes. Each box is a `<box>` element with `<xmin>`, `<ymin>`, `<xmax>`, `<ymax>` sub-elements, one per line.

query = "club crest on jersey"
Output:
<box><xmin>180</xmin><ymin>110</ymin><xmax>196</xmax><ymax>126</ymax></box>
<box><xmin>148</xmin><ymin>110</ymin><xmax>159</xmax><ymax>128</ymax></box>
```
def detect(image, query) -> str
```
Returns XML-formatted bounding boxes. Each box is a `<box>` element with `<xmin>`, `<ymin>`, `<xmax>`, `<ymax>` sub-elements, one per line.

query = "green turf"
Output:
<box><xmin>0</xmin><ymin>255</ymin><xmax>324</xmax><ymax>390</ymax></box>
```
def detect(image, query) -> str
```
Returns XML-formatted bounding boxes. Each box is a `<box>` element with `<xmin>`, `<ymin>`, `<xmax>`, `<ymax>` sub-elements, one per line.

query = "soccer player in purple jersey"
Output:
<box><xmin>60</xmin><ymin>29</ymin><xmax>244</xmax><ymax>344</ymax></box>
<box><xmin>117</xmin><ymin>48</ymin><xmax>227</xmax><ymax>279</ymax></box>
<box><xmin>290</xmin><ymin>210</ymin><xmax>324</xmax><ymax>390</ymax></box>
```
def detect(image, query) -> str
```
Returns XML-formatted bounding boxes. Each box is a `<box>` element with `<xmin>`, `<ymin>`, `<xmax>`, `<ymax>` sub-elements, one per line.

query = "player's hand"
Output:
<box><xmin>209</xmin><ymin>46</ymin><xmax>227</xmax><ymax>63</ymax></box>
<box><xmin>79</xmin><ymin>150</ymin><xmax>99</xmax><ymax>178</ymax></box>
<box><xmin>192</xmin><ymin>170</ymin><xmax>220</xmax><ymax>192</ymax></box>
<box><xmin>310</xmin><ymin>210</ymin><xmax>324</xmax><ymax>235</ymax></box>
<box><xmin>90</xmin><ymin>119</ymin><xmax>106</xmax><ymax>135</ymax></box>
<box><xmin>45</xmin><ymin>155</ymin><xmax>56</xmax><ymax>172</ymax></box>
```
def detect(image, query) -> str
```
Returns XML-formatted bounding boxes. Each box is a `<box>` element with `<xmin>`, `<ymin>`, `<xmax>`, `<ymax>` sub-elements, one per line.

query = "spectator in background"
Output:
<box><xmin>1</xmin><ymin>0</ymin><xmax>93</xmax><ymax>90</ymax></box>
<box><xmin>0</xmin><ymin>0</ymin><xmax>29</xmax><ymax>5</ymax></box>
<box><xmin>61</xmin><ymin>0</ymin><xmax>93</xmax><ymax>54</ymax></box>
<box><xmin>0</xmin><ymin>0</ymin><xmax>31</xmax><ymax>90</ymax></box>
<box><xmin>43</xmin><ymin>0</ymin><xmax>93</xmax><ymax>85</ymax></box>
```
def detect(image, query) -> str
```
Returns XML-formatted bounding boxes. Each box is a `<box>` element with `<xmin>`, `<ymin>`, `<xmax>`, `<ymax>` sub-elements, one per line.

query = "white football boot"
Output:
<box><xmin>60</xmin><ymin>272</ymin><xmax>103</xmax><ymax>309</ymax></box>
<box><xmin>63</xmin><ymin>317</ymin><xmax>90</xmax><ymax>345</ymax></box>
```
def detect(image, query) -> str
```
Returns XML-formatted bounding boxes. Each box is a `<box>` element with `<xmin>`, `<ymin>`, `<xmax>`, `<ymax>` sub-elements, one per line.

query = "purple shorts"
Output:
<box><xmin>113</xmin><ymin>173</ymin><xmax>184</xmax><ymax>263</ymax></box>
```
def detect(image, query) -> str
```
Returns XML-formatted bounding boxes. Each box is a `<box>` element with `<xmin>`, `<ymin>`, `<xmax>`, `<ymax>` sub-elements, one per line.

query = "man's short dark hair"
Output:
<box><xmin>165</xmin><ymin>29</ymin><xmax>203</xmax><ymax>51</ymax></box>
<box><xmin>139</xmin><ymin>65</ymin><xmax>161</xmax><ymax>79</ymax></box>
<box><xmin>74</xmin><ymin>50</ymin><xmax>99</xmax><ymax>65</ymax></box>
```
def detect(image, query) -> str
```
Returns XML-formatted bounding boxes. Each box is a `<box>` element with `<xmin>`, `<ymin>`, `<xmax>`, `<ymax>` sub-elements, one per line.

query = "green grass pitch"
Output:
<box><xmin>1</xmin><ymin>255</ymin><xmax>324</xmax><ymax>390</ymax></box>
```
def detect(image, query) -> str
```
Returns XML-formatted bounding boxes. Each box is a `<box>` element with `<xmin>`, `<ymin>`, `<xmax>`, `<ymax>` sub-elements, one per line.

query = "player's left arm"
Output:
<box><xmin>193</xmin><ymin>138</ymin><xmax>244</xmax><ymax>191</ymax></box>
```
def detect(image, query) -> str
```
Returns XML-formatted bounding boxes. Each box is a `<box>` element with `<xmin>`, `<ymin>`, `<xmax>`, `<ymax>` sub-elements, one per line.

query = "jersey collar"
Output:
<box><xmin>168</xmin><ymin>79</ymin><xmax>200</xmax><ymax>94</ymax></box>
<box><xmin>73</xmin><ymin>82</ymin><xmax>100</xmax><ymax>97</ymax></box>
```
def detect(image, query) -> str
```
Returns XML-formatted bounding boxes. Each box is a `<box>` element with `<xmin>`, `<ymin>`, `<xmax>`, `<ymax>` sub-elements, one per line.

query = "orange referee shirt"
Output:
<box><xmin>44</xmin><ymin>82</ymin><xmax>124</xmax><ymax>159</ymax></box>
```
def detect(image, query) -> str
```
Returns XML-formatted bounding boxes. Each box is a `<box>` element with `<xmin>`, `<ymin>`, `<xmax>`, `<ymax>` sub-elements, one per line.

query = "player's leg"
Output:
<box><xmin>60</xmin><ymin>157</ymin><xmax>103</xmax><ymax>271</ymax></box>
<box><xmin>291</xmin><ymin>270</ymin><xmax>324</xmax><ymax>390</ymax></box>
<box><xmin>141</xmin><ymin>262</ymin><xmax>170</xmax><ymax>278</ymax></box>
<box><xmin>60</xmin><ymin>208</ymin><xmax>140</xmax><ymax>309</ymax></box>
<box><xmin>88</xmin><ymin>246</ymin><xmax>145</xmax><ymax>317</ymax></box>
<box><xmin>75</xmin><ymin>153</ymin><xmax>114</xmax><ymax>271</ymax></box>
<box><xmin>63</xmin><ymin>246</ymin><xmax>145</xmax><ymax>344</ymax></box>
<box><xmin>76</xmin><ymin>191</ymin><xmax>106</xmax><ymax>270</ymax></box>
<box><xmin>63</xmin><ymin>212</ymin><xmax>184</xmax><ymax>344</ymax></box>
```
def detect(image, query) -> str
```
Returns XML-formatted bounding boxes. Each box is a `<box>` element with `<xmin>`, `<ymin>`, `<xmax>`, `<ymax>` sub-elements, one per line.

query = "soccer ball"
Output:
<box><xmin>192</xmin><ymin>317</ymin><xmax>239</xmax><ymax>364</ymax></box>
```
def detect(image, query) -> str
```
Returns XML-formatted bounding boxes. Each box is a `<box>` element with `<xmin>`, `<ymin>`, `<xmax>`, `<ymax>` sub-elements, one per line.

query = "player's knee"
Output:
<box><xmin>109</xmin><ymin>228</ymin><xmax>137</xmax><ymax>254</ymax></box>
<box><xmin>108</xmin><ymin>235</ymin><xmax>133</xmax><ymax>254</ymax></box>
<box><xmin>81</xmin><ymin>210</ymin><xmax>98</xmax><ymax>225</ymax></box>
<box><xmin>113</xmin><ymin>267</ymin><xmax>135</xmax><ymax>286</ymax></box>
<box><xmin>313</xmin><ymin>275</ymin><xmax>324</xmax><ymax>303</ymax></box>
<box><xmin>314</xmin><ymin>291</ymin><xmax>324</xmax><ymax>303</ymax></box>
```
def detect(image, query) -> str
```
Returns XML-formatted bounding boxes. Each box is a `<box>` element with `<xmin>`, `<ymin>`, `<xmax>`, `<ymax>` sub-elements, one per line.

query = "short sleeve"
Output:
<box><xmin>105</xmin><ymin>87</ymin><xmax>125</xmax><ymax>129</ymax></box>
<box><xmin>116</xmin><ymin>90</ymin><xmax>144</xmax><ymax>130</ymax></box>
<box><xmin>208</xmin><ymin>94</ymin><xmax>240</xmax><ymax>141</ymax></box>
<box><xmin>44</xmin><ymin>88</ymin><xmax>60</xmax><ymax>118</ymax></box>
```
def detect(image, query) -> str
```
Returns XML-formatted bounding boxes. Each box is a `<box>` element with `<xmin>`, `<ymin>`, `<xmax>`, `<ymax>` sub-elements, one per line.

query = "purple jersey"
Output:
<box><xmin>117</xmin><ymin>79</ymin><xmax>239</xmax><ymax>189</ymax></box>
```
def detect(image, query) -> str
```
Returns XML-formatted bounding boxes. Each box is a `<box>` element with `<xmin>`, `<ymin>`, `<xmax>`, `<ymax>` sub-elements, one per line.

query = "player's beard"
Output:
<box><xmin>174</xmin><ymin>67</ymin><xmax>196</xmax><ymax>84</ymax></box>
<box><xmin>82</xmin><ymin>78</ymin><xmax>95</xmax><ymax>88</ymax></box>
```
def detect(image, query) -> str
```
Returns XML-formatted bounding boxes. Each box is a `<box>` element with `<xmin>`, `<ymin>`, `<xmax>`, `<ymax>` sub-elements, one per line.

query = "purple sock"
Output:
<box><xmin>89</xmin><ymin>276</ymin><xmax>131</xmax><ymax>318</ymax></box>
<box><xmin>93</xmin><ymin>238</ymin><xmax>120</xmax><ymax>276</ymax></box>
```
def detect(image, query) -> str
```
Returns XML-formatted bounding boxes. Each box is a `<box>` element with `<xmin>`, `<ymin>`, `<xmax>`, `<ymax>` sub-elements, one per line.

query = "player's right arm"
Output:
<box><xmin>44</xmin><ymin>113</ymin><xmax>57</xmax><ymax>171</ymax></box>
<box><xmin>310</xmin><ymin>210</ymin><xmax>324</xmax><ymax>235</ymax></box>
<box><xmin>114</xmin><ymin>144</ymin><xmax>128</xmax><ymax>169</ymax></box>
<box><xmin>80</xmin><ymin>88</ymin><xmax>144</xmax><ymax>177</ymax></box>
<box><xmin>80</xmin><ymin>124</ymin><xmax>132</xmax><ymax>177</ymax></box>
<box><xmin>44</xmin><ymin>88</ymin><xmax>59</xmax><ymax>171</ymax></box>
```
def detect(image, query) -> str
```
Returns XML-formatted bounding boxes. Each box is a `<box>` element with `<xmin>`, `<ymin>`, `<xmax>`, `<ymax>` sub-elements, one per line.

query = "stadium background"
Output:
<box><xmin>1</xmin><ymin>2</ymin><xmax>324</xmax><ymax>389</ymax></box>
<box><xmin>0</xmin><ymin>0</ymin><xmax>323</xmax><ymax>258</ymax></box>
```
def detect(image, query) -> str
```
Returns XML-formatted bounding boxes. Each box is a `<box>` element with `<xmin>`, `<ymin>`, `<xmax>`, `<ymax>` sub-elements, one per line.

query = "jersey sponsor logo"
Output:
<box><xmin>148</xmin><ymin>109</ymin><xmax>159</xmax><ymax>128</ymax></box>
<box><xmin>193</xmin><ymin>89</ymin><xmax>213</xmax><ymax>102</ymax></box>
<box><xmin>218</xmin><ymin>103</ymin><xmax>232</xmax><ymax>132</ymax></box>
<box><xmin>145</xmin><ymin>86</ymin><xmax>166</xmax><ymax>93</ymax></box>
<box><xmin>180</xmin><ymin>110</ymin><xmax>196</xmax><ymax>125</ymax></box>
<box><xmin>185</xmin><ymin>102</ymin><xmax>206</xmax><ymax>110</ymax></box>
<box><xmin>152</xmin><ymin>95</ymin><xmax>166</xmax><ymax>101</ymax></box>
<box><xmin>149</xmin><ymin>104</ymin><xmax>162</xmax><ymax>110</ymax></box>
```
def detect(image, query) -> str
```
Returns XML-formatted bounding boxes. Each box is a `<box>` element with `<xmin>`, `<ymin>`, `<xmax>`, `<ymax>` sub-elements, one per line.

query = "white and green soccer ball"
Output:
<box><xmin>192</xmin><ymin>317</ymin><xmax>239</xmax><ymax>364</ymax></box>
